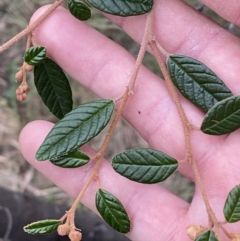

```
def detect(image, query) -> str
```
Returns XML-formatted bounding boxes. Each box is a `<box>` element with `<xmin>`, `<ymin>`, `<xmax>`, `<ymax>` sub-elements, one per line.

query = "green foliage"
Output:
<box><xmin>167</xmin><ymin>55</ymin><xmax>232</xmax><ymax>112</ymax></box>
<box><xmin>24</xmin><ymin>219</ymin><xmax>61</xmax><ymax>234</ymax></box>
<box><xmin>201</xmin><ymin>96</ymin><xmax>240</xmax><ymax>135</ymax></box>
<box><xmin>68</xmin><ymin>0</ymin><xmax>91</xmax><ymax>21</ymax></box>
<box><xmin>112</xmin><ymin>148</ymin><xmax>178</xmax><ymax>183</ymax></box>
<box><xmin>24</xmin><ymin>46</ymin><xmax>47</xmax><ymax>66</ymax></box>
<box><xmin>34</xmin><ymin>58</ymin><xmax>73</xmax><ymax>119</ymax></box>
<box><xmin>195</xmin><ymin>231</ymin><xmax>218</xmax><ymax>241</ymax></box>
<box><xmin>87</xmin><ymin>0</ymin><xmax>153</xmax><ymax>16</ymax></box>
<box><xmin>8</xmin><ymin>1</ymin><xmax>240</xmax><ymax>240</ymax></box>
<box><xmin>50</xmin><ymin>149</ymin><xmax>90</xmax><ymax>168</ymax></box>
<box><xmin>224</xmin><ymin>185</ymin><xmax>240</xmax><ymax>223</ymax></box>
<box><xmin>36</xmin><ymin>99</ymin><xmax>114</xmax><ymax>161</ymax></box>
<box><xmin>95</xmin><ymin>189</ymin><xmax>130</xmax><ymax>233</ymax></box>
<box><xmin>195</xmin><ymin>230</ymin><xmax>218</xmax><ymax>241</ymax></box>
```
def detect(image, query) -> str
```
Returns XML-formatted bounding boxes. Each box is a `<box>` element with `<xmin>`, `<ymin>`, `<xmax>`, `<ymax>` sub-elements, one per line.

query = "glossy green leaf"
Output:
<box><xmin>87</xmin><ymin>0</ymin><xmax>153</xmax><ymax>16</ymax></box>
<box><xmin>167</xmin><ymin>55</ymin><xmax>232</xmax><ymax>112</ymax></box>
<box><xmin>201</xmin><ymin>96</ymin><xmax>240</xmax><ymax>135</ymax></box>
<box><xmin>24</xmin><ymin>219</ymin><xmax>61</xmax><ymax>234</ymax></box>
<box><xmin>24</xmin><ymin>46</ymin><xmax>47</xmax><ymax>66</ymax></box>
<box><xmin>195</xmin><ymin>231</ymin><xmax>218</xmax><ymax>241</ymax></box>
<box><xmin>36</xmin><ymin>99</ymin><xmax>114</xmax><ymax>161</ymax></box>
<box><xmin>112</xmin><ymin>148</ymin><xmax>178</xmax><ymax>183</ymax></box>
<box><xmin>223</xmin><ymin>185</ymin><xmax>240</xmax><ymax>222</ymax></box>
<box><xmin>34</xmin><ymin>58</ymin><xmax>73</xmax><ymax>119</ymax></box>
<box><xmin>50</xmin><ymin>149</ymin><xmax>90</xmax><ymax>168</ymax></box>
<box><xmin>96</xmin><ymin>189</ymin><xmax>130</xmax><ymax>233</ymax></box>
<box><xmin>68</xmin><ymin>0</ymin><xmax>91</xmax><ymax>21</ymax></box>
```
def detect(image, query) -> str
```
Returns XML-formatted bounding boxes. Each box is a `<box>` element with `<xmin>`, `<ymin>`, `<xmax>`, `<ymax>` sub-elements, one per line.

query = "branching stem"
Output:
<box><xmin>65</xmin><ymin>10</ymin><xmax>154</xmax><ymax>228</ymax></box>
<box><xmin>0</xmin><ymin>0</ymin><xmax>65</xmax><ymax>53</ymax></box>
<box><xmin>150</xmin><ymin>40</ymin><xmax>231</xmax><ymax>240</ymax></box>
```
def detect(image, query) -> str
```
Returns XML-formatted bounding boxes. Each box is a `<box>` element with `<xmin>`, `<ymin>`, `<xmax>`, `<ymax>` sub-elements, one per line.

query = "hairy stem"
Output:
<box><xmin>0</xmin><ymin>0</ymin><xmax>65</xmax><ymax>53</ymax></box>
<box><xmin>66</xmin><ymin>10</ymin><xmax>154</xmax><ymax>227</ymax></box>
<box><xmin>150</xmin><ymin>41</ymin><xmax>230</xmax><ymax>239</ymax></box>
<box><xmin>150</xmin><ymin>41</ymin><xmax>192</xmax><ymax>159</ymax></box>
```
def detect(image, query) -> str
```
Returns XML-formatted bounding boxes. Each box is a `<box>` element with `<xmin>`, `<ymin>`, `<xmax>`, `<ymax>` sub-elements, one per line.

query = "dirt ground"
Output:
<box><xmin>1</xmin><ymin>1</ymin><xmax>239</xmax><ymax>240</ymax></box>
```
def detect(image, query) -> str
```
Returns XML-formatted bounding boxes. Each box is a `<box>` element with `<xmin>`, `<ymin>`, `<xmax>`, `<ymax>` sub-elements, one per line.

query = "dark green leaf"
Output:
<box><xmin>167</xmin><ymin>55</ymin><xmax>232</xmax><ymax>112</ymax></box>
<box><xmin>195</xmin><ymin>231</ymin><xmax>218</xmax><ymax>241</ymax></box>
<box><xmin>224</xmin><ymin>185</ymin><xmax>240</xmax><ymax>222</ymax></box>
<box><xmin>68</xmin><ymin>0</ymin><xmax>91</xmax><ymax>21</ymax></box>
<box><xmin>36</xmin><ymin>99</ymin><xmax>114</xmax><ymax>161</ymax></box>
<box><xmin>112</xmin><ymin>148</ymin><xmax>178</xmax><ymax>183</ymax></box>
<box><xmin>24</xmin><ymin>46</ymin><xmax>47</xmax><ymax>66</ymax></box>
<box><xmin>87</xmin><ymin>0</ymin><xmax>153</xmax><ymax>16</ymax></box>
<box><xmin>96</xmin><ymin>189</ymin><xmax>130</xmax><ymax>233</ymax></box>
<box><xmin>24</xmin><ymin>219</ymin><xmax>61</xmax><ymax>234</ymax></box>
<box><xmin>34</xmin><ymin>58</ymin><xmax>73</xmax><ymax>119</ymax></box>
<box><xmin>201</xmin><ymin>96</ymin><xmax>240</xmax><ymax>135</ymax></box>
<box><xmin>50</xmin><ymin>149</ymin><xmax>90</xmax><ymax>168</ymax></box>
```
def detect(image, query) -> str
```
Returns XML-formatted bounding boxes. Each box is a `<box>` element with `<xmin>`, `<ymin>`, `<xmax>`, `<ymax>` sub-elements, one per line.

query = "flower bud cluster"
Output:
<box><xmin>16</xmin><ymin>84</ymin><xmax>30</xmax><ymax>101</ymax></box>
<box><xmin>187</xmin><ymin>225</ymin><xmax>207</xmax><ymax>240</ymax></box>
<box><xmin>57</xmin><ymin>224</ymin><xmax>82</xmax><ymax>241</ymax></box>
<box><xmin>231</xmin><ymin>233</ymin><xmax>240</xmax><ymax>241</ymax></box>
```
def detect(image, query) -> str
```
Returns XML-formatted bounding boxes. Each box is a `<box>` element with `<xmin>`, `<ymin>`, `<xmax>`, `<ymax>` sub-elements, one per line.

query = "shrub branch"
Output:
<box><xmin>0</xmin><ymin>0</ymin><xmax>65</xmax><ymax>53</ymax></box>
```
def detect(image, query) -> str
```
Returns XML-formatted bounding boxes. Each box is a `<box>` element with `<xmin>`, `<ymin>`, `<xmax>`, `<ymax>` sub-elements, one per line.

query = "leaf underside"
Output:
<box><xmin>24</xmin><ymin>219</ymin><xmax>61</xmax><ymax>235</ymax></box>
<box><xmin>167</xmin><ymin>55</ymin><xmax>232</xmax><ymax>112</ymax></box>
<box><xmin>224</xmin><ymin>185</ymin><xmax>240</xmax><ymax>223</ymax></box>
<box><xmin>96</xmin><ymin>189</ymin><xmax>130</xmax><ymax>233</ymax></box>
<box><xmin>68</xmin><ymin>0</ymin><xmax>91</xmax><ymax>21</ymax></box>
<box><xmin>87</xmin><ymin>0</ymin><xmax>153</xmax><ymax>16</ymax></box>
<box><xmin>195</xmin><ymin>231</ymin><xmax>218</xmax><ymax>241</ymax></box>
<box><xmin>112</xmin><ymin>148</ymin><xmax>178</xmax><ymax>183</ymax></box>
<box><xmin>34</xmin><ymin>58</ymin><xmax>73</xmax><ymax>119</ymax></box>
<box><xmin>36</xmin><ymin>99</ymin><xmax>114</xmax><ymax>161</ymax></box>
<box><xmin>24</xmin><ymin>46</ymin><xmax>47</xmax><ymax>66</ymax></box>
<box><xmin>201</xmin><ymin>95</ymin><xmax>240</xmax><ymax>135</ymax></box>
<box><xmin>50</xmin><ymin>149</ymin><xmax>90</xmax><ymax>168</ymax></box>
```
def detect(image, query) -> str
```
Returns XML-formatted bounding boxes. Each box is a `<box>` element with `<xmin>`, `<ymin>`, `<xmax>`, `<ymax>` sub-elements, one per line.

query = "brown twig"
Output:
<box><xmin>66</xmin><ymin>10</ymin><xmax>154</xmax><ymax>229</ymax></box>
<box><xmin>150</xmin><ymin>40</ymin><xmax>232</xmax><ymax>240</ymax></box>
<box><xmin>150</xmin><ymin>41</ymin><xmax>192</xmax><ymax>159</ymax></box>
<box><xmin>0</xmin><ymin>0</ymin><xmax>65</xmax><ymax>53</ymax></box>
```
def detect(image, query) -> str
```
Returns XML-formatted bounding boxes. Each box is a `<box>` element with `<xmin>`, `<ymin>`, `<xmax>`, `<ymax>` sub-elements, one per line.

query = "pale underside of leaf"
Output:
<box><xmin>50</xmin><ymin>149</ymin><xmax>90</xmax><ymax>168</ymax></box>
<box><xmin>87</xmin><ymin>0</ymin><xmax>153</xmax><ymax>16</ymax></box>
<box><xmin>96</xmin><ymin>189</ymin><xmax>130</xmax><ymax>233</ymax></box>
<box><xmin>112</xmin><ymin>148</ymin><xmax>178</xmax><ymax>183</ymax></box>
<box><xmin>36</xmin><ymin>99</ymin><xmax>114</xmax><ymax>161</ymax></box>
<box><xmin>167</xmin><ymin>55</ymin><xmax>232</xmax><ymax>112</ymax></box>
<box><xmin>201</xmin><ymin>96</ymin><xmax>240</xmax><ymax>135</ymax></box>
<box><xmin>224</xmin><ymin>185</ymin><xmax>240</xmax><ymax>222</ymax></box>
<box><xmin>24</xmin><ymin>219</ymin><xmax>61</xmax><ymax>234</ymax></box>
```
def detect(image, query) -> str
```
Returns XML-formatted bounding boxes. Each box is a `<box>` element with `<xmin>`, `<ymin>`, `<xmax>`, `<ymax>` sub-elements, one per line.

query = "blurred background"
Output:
<box><xmin>0</xmin><ymin>0</ymin><xmax>239</xmax><ymax>240</ymax></box>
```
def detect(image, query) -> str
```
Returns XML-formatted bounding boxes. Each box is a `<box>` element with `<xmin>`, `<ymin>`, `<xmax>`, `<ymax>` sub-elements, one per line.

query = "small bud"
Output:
<box><xmin>15</xmin><ymin>70</ymin><xmax>23</xmax><ymax>81</ymax></box>
<box><xmin>16</xmin><ymin>94</ymin><xmax>23</xmax><ymax>101</ymax></box>
<box><xmin>24</xmin><ymin>63</ymin><xmax>34</xmax><ymax>72</ymax></box>
<box><xmin>187</xmin><ymin>225</ymin><xmax>207</xmax><ymax>240</ymax></box>
<box><xmin>21</xmin><ymin>93</ymin><xmax>27</xmax><ymax>101</ymax></box>
<box><xmin>16</xmin><ymin>88</ymin><xmax>22</xmax><ymax>95</ymax></box>
<box><xmin>57</xmin><ymin>224</ymin><xmax>70</xmax><ymax>236</ymax></box>
<box><xmin>69</xmin><ymin>230</ymin><xmax>82</xmax><ymax>241</ymax></box>
<box><xmin>231</xmin><ymin>233</ymin><xmax>240</xmax><ymax>241</ymax></box>
<box><xmin>21</xmin><ymin>84</ymin><xmax>30</xmax><ymax>93</ymax></box>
